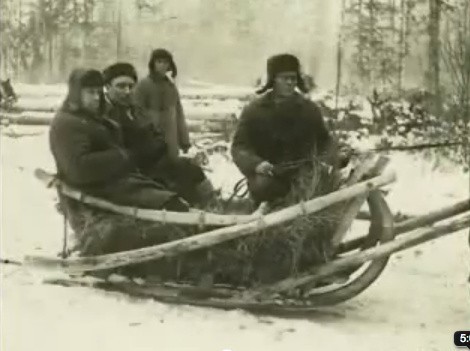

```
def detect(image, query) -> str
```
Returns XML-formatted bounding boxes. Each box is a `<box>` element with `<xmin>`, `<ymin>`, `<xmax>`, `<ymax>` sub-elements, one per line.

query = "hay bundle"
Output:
<box><xmin>58</xmin><ymin>158</ymin><xmax>343</xmax><ymax>286</ymax></box>
<box><xmin>200</xmin><ymin>158</ymin><xmax>343</xmax><ymax>286</ymax></box>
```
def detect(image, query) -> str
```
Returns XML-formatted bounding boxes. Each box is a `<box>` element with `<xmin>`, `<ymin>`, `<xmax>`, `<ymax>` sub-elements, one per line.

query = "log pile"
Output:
<box><xmin>1</xmin><ymin>83</ymin><xmax>250</xmax><ymax>134</ymax></box>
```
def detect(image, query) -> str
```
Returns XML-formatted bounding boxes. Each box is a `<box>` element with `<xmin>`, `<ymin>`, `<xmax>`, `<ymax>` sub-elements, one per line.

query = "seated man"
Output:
<box><xmin>49</xmin><ymin>68</ymin><xmax>189</xmax><ymax>212</ymax></box>
<box><xmin>102</xmin><ymin>62</ymin><xmax>215</xmax><ymax>207</ymax></box>
<box><xmin>231</xmin><ymin>54</ymin><xmax>337</xmax><ymax>205</ymax></box>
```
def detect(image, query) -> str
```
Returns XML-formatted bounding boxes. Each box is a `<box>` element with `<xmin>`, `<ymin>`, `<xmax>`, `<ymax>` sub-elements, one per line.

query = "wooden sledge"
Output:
<box><xmin>22</xmin><ymin>156</ymin><xmax>470</xmax><ymax>313</ymax></box>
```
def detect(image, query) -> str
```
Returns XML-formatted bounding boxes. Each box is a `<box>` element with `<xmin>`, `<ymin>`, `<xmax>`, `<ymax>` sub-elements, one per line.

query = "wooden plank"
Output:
<box><xmin>24</xmin><ymin>170</ymin><xmax>396</xmax><ymax>273</ymax></box>
<box><xmin>245</xmin><ymin>212</ymin><xmax>470</xmax><ymax>299</ymax></box>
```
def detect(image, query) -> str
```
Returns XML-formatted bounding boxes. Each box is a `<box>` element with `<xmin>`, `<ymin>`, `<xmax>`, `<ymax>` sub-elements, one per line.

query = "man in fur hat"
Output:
<box><xmin>231</xmin><ymin>54</ymin><xmax>337</xmax><ymax>205</ymax></box>
<box><xmin>105</xmin><ymin>60</ymin><xmax>215</xmax><ymax>207</ymax></box>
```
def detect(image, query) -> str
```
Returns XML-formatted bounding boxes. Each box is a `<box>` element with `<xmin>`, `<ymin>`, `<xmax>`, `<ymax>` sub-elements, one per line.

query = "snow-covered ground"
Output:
<box><xmin>1</xmin><ymin>125</ymin><xmax>469</xmax><ymax>351</ymax></box>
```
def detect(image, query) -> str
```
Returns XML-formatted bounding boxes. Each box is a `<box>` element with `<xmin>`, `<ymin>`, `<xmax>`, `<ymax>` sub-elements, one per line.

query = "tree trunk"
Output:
<box><xmin>116</xmin><ymin>0</ymin><xmax>122</xmax><ymax>60</ymax></box>
<box><xmin>397</xmin><ymin>0</ymin><xmax>405</xmax><ymax>92</ymax></box>
<box><xmin>48</xmin><ymin>34</ymin><xmax>54</xmax><ymax>81</ymax></box>
<box><xmin>427</xmin><ymin>0</ymin><xmax>442</xmax><ymax>113</ymax></box>
<box><xmin>367</xmin><ymin>0</ymin><xmax>376</xmax><ymax>87</ymax></box>
<box><xmin>335</xmin><ymin>0</ymin><xmax>346</xmax><ymax>109</ymax></box>
<box><xmin>59</xmin><ymin>30</ymin><xmax>67</xmax><ymax>79</ymax></box>
<box><xmin>357</xmin><ymin>0</ymin><xmax>365</xmax><ymax>88</ymax></box>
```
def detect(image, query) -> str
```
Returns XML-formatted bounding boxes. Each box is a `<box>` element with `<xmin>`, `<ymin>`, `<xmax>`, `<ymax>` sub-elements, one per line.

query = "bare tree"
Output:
<box><xmin>427</xmin><ymin>0</ymin><xmax>442</xmax><ymax>112</ymax></box>
<box><xmin>441</xmin><ymin>0</ymin><xmax>470</xmax><ymax>169</ymax></box>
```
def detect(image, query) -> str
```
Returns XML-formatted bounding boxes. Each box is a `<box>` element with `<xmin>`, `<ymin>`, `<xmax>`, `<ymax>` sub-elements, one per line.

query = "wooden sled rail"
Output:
<box><xmin>246</xmin><ymin>212</ymin><xmax>470</xmax><ymax>299</ymax></box>
<box><xmin>35</xmin><ymin>168</ymin><xmax>256</xmax><ymax>227</ymax></box>
<box><xmin>25</xmin><ymin>170</ymin><xmax>396</xmax><ymax>273</ymax></box>
<box><xmin>338</xmin><ymin>198</ymin><xmax>470</xmax><ymax>253</ymax></box>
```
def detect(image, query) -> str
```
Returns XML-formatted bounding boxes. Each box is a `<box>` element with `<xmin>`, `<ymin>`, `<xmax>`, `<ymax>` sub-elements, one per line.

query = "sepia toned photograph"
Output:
<box><xmin>1</xmin><ymin>0</ymin><xmax>469</xmax><ymax>350</ymax></box>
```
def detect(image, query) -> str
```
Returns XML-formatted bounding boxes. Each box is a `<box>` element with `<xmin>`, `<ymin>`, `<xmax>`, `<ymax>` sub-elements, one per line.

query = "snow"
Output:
<box><xmin>1</xmin><ymin>125</ymin><xmax>470</xmax><ymax>351</ymax></box>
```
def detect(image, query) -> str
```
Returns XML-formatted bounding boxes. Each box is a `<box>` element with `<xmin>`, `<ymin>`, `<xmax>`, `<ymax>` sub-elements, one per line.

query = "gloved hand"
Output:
<box><xmin>255</xmin><ymin>161</ymin><xmax>274</xmax><ymax>176</ymax></box>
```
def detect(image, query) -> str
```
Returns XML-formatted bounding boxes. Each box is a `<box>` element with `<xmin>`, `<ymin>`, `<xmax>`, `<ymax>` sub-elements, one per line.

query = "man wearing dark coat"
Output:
<box><xmin>49</xmin><ymin>68</ymin><xmax>189</xmax><ymax>212</ymax></box>
<box><xmin>102</xmin><ymin>62</ymin><xmax>168</xmax><ymax>172</ymax></box>
<box><xmin>104</xmin><ymin>61</ymin><xmax>215</xmax><ymax>207</ymax></box>
<box><xmin>231</xmin><ymin>54</ymin><xmax>337</xmax><ymax>204</ymax></box>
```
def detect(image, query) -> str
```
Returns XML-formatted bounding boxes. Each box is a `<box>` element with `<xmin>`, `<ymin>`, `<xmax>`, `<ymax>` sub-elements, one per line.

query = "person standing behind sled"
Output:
<box><xmin>49</xmin><ymin>68</ymin><xmax>189</xmax><ymax>212</ymax></box>
<box><xmin>231</xmin><ymin>54</ymin><xmax>337</xmax><ymax>205</ymax></box>
<box><xmin>133</xmin><ymin>48</ymin><xmax>189</xmax><ymax>159</ymax></box>
<box><xmin>133</xmin><ymin>49</ymin><xmax>215</xmax><ymax>207</ymax></box>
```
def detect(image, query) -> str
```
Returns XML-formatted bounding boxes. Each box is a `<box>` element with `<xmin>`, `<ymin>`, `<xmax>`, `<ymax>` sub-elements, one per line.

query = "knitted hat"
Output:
<box><xmin>148</xmin><ymin>48</ymin><xmax>178</xmax><ymax>78</ymax></box>
<box><xmin>256</xmin><ymin>53</ymin><xmax>307</xmax><ymax>95</ymax></box>
<box><xmin>102</xmin><ymin>62</ymin><xmax>138</xmax><ymax>84</ymax></box>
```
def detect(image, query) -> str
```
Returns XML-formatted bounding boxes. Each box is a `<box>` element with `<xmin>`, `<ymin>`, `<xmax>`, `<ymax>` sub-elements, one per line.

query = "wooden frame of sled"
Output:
<box><xmin>24</xmin><ymin>157</ymin><xmax>470</xmax><ymax>313</ymax></box>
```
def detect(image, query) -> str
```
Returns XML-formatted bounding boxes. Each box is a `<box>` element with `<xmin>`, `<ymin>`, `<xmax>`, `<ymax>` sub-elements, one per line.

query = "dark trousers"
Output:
<box><xmin>144</xmin><ymin>156</ymin><xmax>207</xmax><ymax>205</ymax></box>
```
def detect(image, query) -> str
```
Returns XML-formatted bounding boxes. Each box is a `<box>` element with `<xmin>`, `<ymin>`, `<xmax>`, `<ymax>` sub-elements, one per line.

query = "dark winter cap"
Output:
<box><xmin>256</xmin><ymin>53</ymin><xmax>307</xmax><ymax>95</ymax></box>
<box><xmin>148</xmin><ymin>48</ymin><xmax>178</xmax><ymax>78</ymax></box>
<box><xmin>102</xmin><ymin>62</ymin><xmax>138</xmax><ymax>84</ymax></box>
<box><xmin>79</xmin><ymin>69</ymin><xmax>104</xmax><ymax>88</ymax></box>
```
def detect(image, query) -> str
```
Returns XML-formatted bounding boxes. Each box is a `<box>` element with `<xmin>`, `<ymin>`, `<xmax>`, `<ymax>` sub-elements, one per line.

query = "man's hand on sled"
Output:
<box><xmin>255</xmin><ymin>161</ymin><xmax>274</xmax><ymax>176</ymax></box>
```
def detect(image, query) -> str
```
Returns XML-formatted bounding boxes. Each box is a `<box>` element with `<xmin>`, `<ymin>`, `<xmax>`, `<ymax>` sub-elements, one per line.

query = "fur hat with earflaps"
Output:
<box><xmin>256</xmin><ymin>53</ymin><xmax>307</xmax><ymax>95</ymax></box>
<box><xmin>148</xmin><ymin>48</ymin><xmax>178</xmax><ymax>78</ymax></box>
<box><xmin>102</xmin><ymin>62</ymin><xmax>138</xmax><ymax>85</ymax></box>
<box><xmin>61</xmin><ymin>68</ymin><xmax>104</xmax><ymax>113</ymax></box>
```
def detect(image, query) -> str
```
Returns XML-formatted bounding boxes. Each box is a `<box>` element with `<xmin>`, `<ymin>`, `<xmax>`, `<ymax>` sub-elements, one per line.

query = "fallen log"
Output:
<box><xmin>14</xmin><ymin>84</ymin><xmax>254</xmax><ymax>101</ymax></box>
<box><xmin>1</xmin><ymin>111</ymin><xmax>238</xmax><ymax>135</ymax></box>
<box><xmin>1</xmin><ymin>109</ymin><xmax>238</xmax><ymax>122</ymax></box>
<box><xmin>246</xmin><ymin>212</ymin><xmax>470</xmax><ymax>299</ymax></box>
<box><xmin>25</xmin><ymin>170</ymin><xmax>396</xmax><ymax>273</ymax></box>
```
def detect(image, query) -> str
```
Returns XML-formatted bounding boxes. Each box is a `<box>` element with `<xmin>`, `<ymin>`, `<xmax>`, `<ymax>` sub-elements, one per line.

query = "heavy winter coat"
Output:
<box><xmin>231</xmin><ymin>92</ymin><xmax>334</xmax><ymax>177</ymax></box>
<box><xmin>133</xmin><ymin>72</ymin><xmax>190</xmax><ymax>160</ymax></box>
<box><xmin>104</xmin><ymin>98</ymin><xmax>167</xmax><ymax>170</ymax></box>
<box><xmin>104</xmin><ymin>97</ymin><xmax>207</xmax><ymax>205</ymax></box>
<box><xmin>49</xmin><ymin>70</ymin><xmax>177</xmax><ymax>210</ymax></box>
